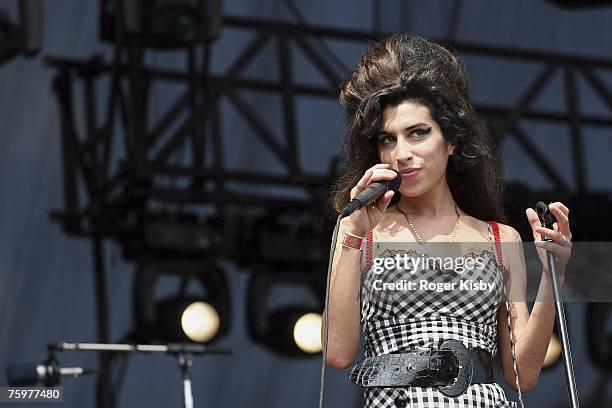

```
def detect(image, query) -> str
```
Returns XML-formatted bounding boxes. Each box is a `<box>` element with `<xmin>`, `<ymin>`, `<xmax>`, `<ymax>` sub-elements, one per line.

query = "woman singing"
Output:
<box><xmin>324</xmin><ymin>33</ymin><xmax>572</xmax><ymax>407</ymax></box>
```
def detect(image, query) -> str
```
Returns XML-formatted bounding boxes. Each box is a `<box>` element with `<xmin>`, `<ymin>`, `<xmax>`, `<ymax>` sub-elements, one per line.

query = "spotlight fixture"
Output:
<box><xmin>181</xmin><ymin>301</ymin><xmax>220</xmax><ymax>342</ymax></box>
<box><xmin>99</xmin><ymin>0</ymin><xmax>223</xmax><ymax>48</ymax></box>
<box><xmin>236</xmin><ymin>212</ymin><xmax>330</xmax><ymax>271</ymax></box>
<box><xmin>0</xmin><ymin>0</ymin><xmax>42</xmax><ymax>64</ymax></box>
<box><xmin>133</xmin><ymin>260</ymin><xmax>230</xmax><ymax>344</ymax></box>
<box><xmin>543</xmin><ymin>333</ymin><xmax>562</xmax><ymax>369</ymax></box>
<box><xmin>292</xmin><ymin>311</ymin><xmax>323</xmax><ymax>354</ymax></box>
<box><xmin>156</xmin><ymin>296</ymin><xmax>221</xmax><ymax>343</ymax></box>
<box><xmin>267</xmin><ymin>306</ymin><xmax>322</xmax><ymax>355</ymax></box>
<box><xmin>247</xmin><ymin>271</ymin><xmax>323</xmax><ymax>357</ymax></box>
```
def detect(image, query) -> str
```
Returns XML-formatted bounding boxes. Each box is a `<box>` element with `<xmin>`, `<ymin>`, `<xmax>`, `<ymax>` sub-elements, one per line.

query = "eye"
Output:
<box><xmin>412</xmin><ymin>127</ymin><xmax>432</xmax><ymax>138</ymax></box>
<box><xmin>377</xmin><ymin>134</ymin><xmax>396</xmax><ymax>146</ymax></box>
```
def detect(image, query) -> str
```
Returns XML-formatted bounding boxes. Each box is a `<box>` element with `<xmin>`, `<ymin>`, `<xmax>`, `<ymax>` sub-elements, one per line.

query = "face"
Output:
<box><xmin>376</xmin><ymin>101</ymin><xmax>455</xmax><ymax>197</ymax></box>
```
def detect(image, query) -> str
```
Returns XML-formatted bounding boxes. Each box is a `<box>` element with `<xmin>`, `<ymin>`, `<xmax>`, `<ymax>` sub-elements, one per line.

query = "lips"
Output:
<box><xmin>399</xmin><ymin>168</ymin><xmax>420</xmax><ymax>176</ymax></box>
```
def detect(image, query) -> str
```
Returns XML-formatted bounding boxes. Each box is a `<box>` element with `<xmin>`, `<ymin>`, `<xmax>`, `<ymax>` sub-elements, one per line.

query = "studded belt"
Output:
<box><xmin>348</xmin><ymin>339</ymin><xmax>494</xmax><ymax>397</ymax></box>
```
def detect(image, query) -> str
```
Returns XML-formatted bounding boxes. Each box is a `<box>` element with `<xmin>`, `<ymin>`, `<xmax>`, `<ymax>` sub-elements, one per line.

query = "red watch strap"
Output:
<box><xmin>366</xmin><ymin>231</ymin><xmax>373</xmax><ymax>270</ymax></box>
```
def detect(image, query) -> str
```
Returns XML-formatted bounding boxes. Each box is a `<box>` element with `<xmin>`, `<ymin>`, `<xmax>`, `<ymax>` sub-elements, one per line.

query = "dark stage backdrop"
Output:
<box><xmin>1</xmin><ymin>0</ymin><xmax>611</xmax><ymax>407</ymax></box>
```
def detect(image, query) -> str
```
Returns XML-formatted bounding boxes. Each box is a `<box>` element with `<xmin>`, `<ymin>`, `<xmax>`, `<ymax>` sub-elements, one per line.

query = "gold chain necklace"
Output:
<box><xmin>396</xmin><ymin>203</ymin><xmax>461</xmax><ymax>249</ymax></box>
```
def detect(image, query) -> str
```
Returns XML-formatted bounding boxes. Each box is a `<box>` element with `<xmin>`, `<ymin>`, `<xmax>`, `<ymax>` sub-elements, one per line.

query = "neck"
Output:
<box><xmin>397</xmin><ymin>178</ymin><xmax>458</xmax><ymax>218</ymax></box>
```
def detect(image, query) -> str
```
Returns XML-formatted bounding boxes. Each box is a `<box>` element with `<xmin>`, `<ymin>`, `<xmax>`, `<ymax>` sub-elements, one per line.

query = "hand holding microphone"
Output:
<box><xmin>526</xmin><ymin>201</ymin><xmax>572</xmax><ymax>285</ymax></box>
<box><xmin>340</xmin><ymin>164</ymin><xmax>401</xmax><ymax>235</ymax></box>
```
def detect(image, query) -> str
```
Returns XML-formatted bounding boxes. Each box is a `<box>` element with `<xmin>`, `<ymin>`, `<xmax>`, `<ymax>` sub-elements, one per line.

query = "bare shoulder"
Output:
<box><xmin>495</xmin><ymin>223</ymin><xmax>522</xmax><ymax>243</ymax></box>
<box><xmin>454</xmin><ymin>214</ymin><xmax>490</xmax><ymax>240</ymax></box>
<box><xmin>457</xmin><ymin>214</ymin><xmax>521</xmax><ymax>244</ymax></box>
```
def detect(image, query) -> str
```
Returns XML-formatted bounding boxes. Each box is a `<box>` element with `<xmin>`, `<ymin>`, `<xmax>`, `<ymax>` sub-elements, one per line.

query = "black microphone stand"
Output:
<box><xmin>535</xmin><ymin>201</ymin><xmax>579</xmax><ymax>408</ymax></box>
<box><xmin>48</xmin><ymin>342</ymin><xmax>231</xmax><ymax>408</ymax></box>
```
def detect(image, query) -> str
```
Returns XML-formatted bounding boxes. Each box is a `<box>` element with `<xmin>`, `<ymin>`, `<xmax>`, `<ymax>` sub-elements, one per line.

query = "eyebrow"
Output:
<box><xmin>378</xmin><ymin>122</ymin><xmax>429</xmax><ymax>135</ymax></box>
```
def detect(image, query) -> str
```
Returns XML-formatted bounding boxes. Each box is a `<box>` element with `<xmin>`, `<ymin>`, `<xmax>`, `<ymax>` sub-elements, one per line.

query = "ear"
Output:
<box><xmin>447</xmin><ymin>143</ymin><xmax>456</xmax><ymax>156</ymax></box>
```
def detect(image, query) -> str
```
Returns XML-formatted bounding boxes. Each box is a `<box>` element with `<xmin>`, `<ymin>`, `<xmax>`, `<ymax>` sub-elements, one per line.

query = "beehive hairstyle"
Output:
<box><xmin>330</xmin><ymin>33</ymin><xmax>507</xmax><ymax>223</ymax></box>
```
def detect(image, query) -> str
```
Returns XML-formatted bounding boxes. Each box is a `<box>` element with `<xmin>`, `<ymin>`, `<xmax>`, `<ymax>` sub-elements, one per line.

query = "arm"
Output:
<box><xmin>496</xmin><ymin>224</ymin><xmax>563</xmax><ymax>393</ymax></box>
<box><xmin>321</xmin><ymin>217</ymin><xmax>366</xmax><ymax>370</ymax></box>
<box><xmin>322</xmin><ymin>164</ymin><xmax>397</xmax><ymax>369</ymax></box>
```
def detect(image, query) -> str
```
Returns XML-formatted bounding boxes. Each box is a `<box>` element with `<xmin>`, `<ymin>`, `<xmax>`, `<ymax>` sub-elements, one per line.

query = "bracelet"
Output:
<box><xmin>341</xmin><ymin>231</ymin><xmax>365</xmax><ymax>250</ymax></box>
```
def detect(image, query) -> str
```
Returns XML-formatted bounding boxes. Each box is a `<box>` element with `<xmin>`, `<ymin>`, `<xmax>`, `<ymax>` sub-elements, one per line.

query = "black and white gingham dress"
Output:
<box><xmin>358</xmin><ymin>221</ymin><xmax>518</xmax><ymax>408</ymax></box>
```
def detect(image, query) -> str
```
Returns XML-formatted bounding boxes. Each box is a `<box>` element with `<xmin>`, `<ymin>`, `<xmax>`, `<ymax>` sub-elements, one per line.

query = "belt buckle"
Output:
<box><xmin>436</xmin><ymin>339</ymin><xmax>473</xmax><ymax>397</ymax></box>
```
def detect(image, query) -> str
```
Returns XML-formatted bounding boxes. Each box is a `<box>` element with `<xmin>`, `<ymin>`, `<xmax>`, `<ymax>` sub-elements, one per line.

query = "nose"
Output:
<box><xmin>395</xmin><ymin>138</ymin><xmax>413</xmax><ymax>163</ymax></box>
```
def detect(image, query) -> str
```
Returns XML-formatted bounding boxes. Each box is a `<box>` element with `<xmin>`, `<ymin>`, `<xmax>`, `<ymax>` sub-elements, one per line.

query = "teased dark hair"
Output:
<box><xmin>330</xmin><ymin>33</ymin><xmax>507</xmax><ymax>223</ymax></box>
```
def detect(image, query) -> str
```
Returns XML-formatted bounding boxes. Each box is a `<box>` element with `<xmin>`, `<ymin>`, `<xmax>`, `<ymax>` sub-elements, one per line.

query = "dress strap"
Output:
<box><xmin>488</xmin><ymin>220</ymin><xmax>510</xmax><ymax>285</ymax></box>
<box><xmin>489</xmin><ymin>221</ymin><xmax>503</xmax><ymax>266</ymax></box>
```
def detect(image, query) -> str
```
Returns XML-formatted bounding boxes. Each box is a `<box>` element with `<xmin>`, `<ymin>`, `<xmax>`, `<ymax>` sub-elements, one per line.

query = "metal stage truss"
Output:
<box><xmin>47</xmin><ymin>16</ymin><xmax>612</xmax><ymax>237</ymax></box>
<box><xmin>45</xmin><ymin>15</ymin><xmax>612</xmax><ymax>408</ymax></box>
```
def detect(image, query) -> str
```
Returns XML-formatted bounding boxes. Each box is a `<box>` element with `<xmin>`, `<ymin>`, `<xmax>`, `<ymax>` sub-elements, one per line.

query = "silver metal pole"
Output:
<box><xmin>179</xmin><ymin>353</ymin><xmax>194</xmax><ymax>408</ymax></box>
<box><xmin>546</xmin><ymin>250</ymin><xmax>580</xmax><ymax>408</ymax></box>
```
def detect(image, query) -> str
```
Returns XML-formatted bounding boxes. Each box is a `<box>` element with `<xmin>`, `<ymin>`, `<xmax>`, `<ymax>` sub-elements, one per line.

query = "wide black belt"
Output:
<box><xmin>348</xmin><ymin>339</ymin><xmax>494</xmax><ymax>397</ymax></box>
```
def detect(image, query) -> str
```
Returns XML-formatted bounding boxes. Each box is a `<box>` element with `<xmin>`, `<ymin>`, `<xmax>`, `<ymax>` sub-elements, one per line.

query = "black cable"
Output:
<box><xmin>318</xmin><ymin>213</ymin><xmax>343</xmax><ymax>408</ymax></box>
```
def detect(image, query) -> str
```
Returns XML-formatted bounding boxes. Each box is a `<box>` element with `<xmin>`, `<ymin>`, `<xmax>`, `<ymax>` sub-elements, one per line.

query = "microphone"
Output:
<box><xmin>535</xmin><ymin>201</ymin><xmax>558</xmax><ymax>242</ymax></box>
<box><xmin>535</xmin><ymin>201</ymin><xmax>557</xmax><ymax>228</ymax></box>
<box><xmin>340</xmin><ymin>169</ymin><xmax>402</xmax><ymax>217</ymax></box>
<box><xmin>6</xmin><ymin>358</ymin><xmax>93</xmax><ymax>387</ymax></box>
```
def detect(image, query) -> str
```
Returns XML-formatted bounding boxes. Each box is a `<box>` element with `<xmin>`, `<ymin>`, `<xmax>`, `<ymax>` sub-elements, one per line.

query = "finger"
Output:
<box><xmin>351</xmin><ymin>169</ymin><xmax>376</xmax><ymax>198</ymax></box>
<box><xmin>534</xmin><ymin>225</ymin><xmax>572</xmax><ymax>246</ymax></box>
<box><xmin>548</xmin><ymin>205</ymin><xmax>571</xmax><ymax>237</ymax></box>
<box><xmin>369</xmin><ymin>163</ymin><xmax>392</xmax><ymax>170</ymax></box>
<box><xmin>351</xmin><ymin>168</ymin><xmax>397</xmax><ymax>200</ymax></box>
<box><xmin>377</xmin><ymin>190</ymin><xmax>395</xmax><ymax>211</ymax></box>
<box><xmin>549</xmin><ymin>201</ymin><xmax>569</xmax><ymax>217</ymax></box>
<box><xmin>360</xmin><ymin>165</ymin><xmax>392</xmax><ymax>183</ymax></box>
<box><xmin>368</xmin><ymin>169</ymin><xmax>400</xmax><ymax>183</ymax></box>
<box><xmin>525</xmin><ymin>208</ymin><xmax>540</xmax><ymax>226</ymax></box>
<box><xmin>526</xmin><ymin>206</ymin><xmax>572</xmax><ymax>242</ymax></box>
<box><xmin>525</xmin><ymin>208</ymin><xmax>543</xmax><ymax>240</ymax></box>
<box><xmin>548</xmin><ymin>202</ymin><xmax>569</xmax><ymax>220</ymax></box>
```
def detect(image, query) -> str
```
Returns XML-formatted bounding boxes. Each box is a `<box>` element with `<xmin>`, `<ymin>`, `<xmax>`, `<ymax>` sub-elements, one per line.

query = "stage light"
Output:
<box><xmin>99</xmin><ymin>0</ymin><xmax>222</xmax><ymax>48</ymax></box>
<box><xmin>133</xmin><ymin>261</ymin><xmax>230</xmax><ymax>344</ymax></box>
<box><xmin>542</xmin><ymin>315</ymin><xmax>573</xmax><ymax>370</ymax></box>
<box><xmin>0</xmin><ymin>0</ymin><xmax>42</xmax><ymax>64</ymax></box>
<box><xmin>267</xmin><ymin>306</ymin><xmax>322</xmax><ymax>356</ymax></box>
<box><xmin>156</xmin><ymin>296</ymin><xmax>221</xmax><ymax>343</ymax></box>
<box><xmin>293</xmin><ymin>312</ymin><xmax>322</xmax><ymax>354</ymax></box>
<box><xmin>543</xmin><ymin>333</ymin><xmax>562</xmax><ymax>369</ymax></box>
<box><xmin>247</xmin><ymin>271</ymin><xmax>323</xmax><ymax>357</ymax></box>
<box><xmin>181</xmin><ymin>301</ymin><xmax>220</xmax><ymax>343</ymax></box>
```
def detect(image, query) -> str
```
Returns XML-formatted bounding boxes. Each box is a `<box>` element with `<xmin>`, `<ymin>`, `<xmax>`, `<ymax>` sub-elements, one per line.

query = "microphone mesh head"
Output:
<box><xmin>6</xmin><ymin>362</ymin><xmax>39</xmax><ymax>386</ymax></box>
<box><xmin>535</xmin><ymin>201</ymin><xmax>556</xmax><ymax>225</ymax></box>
